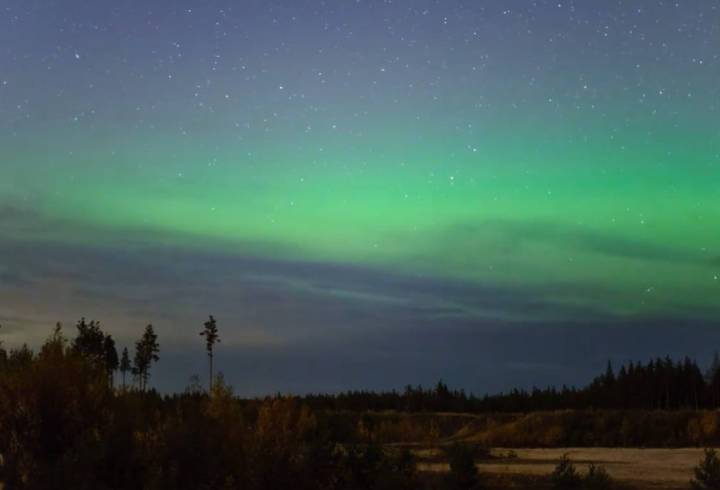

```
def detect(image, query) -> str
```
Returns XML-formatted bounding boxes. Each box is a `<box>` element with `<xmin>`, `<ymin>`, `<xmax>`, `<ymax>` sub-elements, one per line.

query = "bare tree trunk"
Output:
<box><xmin>209</xmin><ymin>354</ymin><xmax>214</xmax><ymax>393</ymax></box>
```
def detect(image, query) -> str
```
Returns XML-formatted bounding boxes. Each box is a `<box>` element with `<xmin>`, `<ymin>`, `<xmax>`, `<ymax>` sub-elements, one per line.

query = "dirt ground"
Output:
<box><xmin>417</xmin><ymin>447</ymin><xmax>708</xmax><ymax>490</ymax></box>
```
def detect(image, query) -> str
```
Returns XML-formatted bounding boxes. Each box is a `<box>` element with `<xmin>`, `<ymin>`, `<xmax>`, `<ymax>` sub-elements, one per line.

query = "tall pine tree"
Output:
<box><xmin>119</xmin><ymin>347</ymin><xmax>131</xmax><ymax>390</ymax></box>
<box><xmin>200</xmin><ymin>315</ymin><xmax>221</xmax><ymax>391</ymax></box>
<box><xmin>133</xmin><ymin>325</ymin><xmax>160</xmax><ymax>392</ymax></box>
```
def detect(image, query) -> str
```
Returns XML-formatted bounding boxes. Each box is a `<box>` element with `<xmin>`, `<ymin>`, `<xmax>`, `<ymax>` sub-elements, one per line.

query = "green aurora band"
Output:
<box><xmin>4</xmin><ymin>119</ymin><xmax>719</xmax><ymax>319</ymax></box>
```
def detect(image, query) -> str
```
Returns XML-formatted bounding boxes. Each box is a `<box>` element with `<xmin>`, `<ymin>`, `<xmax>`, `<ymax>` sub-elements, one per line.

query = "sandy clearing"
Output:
<box><xmin>417</xmin><ymin>447</ymin><xmax>710</xmax><ymax>489</ymax></box>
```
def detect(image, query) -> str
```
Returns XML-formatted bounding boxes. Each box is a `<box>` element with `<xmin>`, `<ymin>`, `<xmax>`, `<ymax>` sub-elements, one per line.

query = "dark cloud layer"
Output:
<box><xmin>2</xmin><ymin>234</ymin><xmax>718</xmax><ymax>395</ymax></box>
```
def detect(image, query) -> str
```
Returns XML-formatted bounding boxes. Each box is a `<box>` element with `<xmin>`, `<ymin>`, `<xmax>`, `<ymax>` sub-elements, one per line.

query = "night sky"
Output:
<box><xmin>2</xmin><ymin>0</ymin><xmax>720</xmax><ymax>394</ymax></box>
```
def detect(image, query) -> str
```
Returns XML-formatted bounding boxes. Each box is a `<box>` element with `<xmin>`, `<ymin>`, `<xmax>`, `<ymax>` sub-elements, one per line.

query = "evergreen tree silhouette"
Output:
<box><xmin>0</xmin><ymin>323</ymin><xmax>5</xmax><ymax>366</ymax></box>
<box><xmin>133</xmin><ymin>324</ymin><xmax>159</xmax><ymax>392</ymax></box>
<box><xmin>119</xmin><ymin>347</ymin><xmax>131</xmax><ymax>390</ymax></box>
<box><xmin>200</xmin><ymin>315</ymin><xmax>221</xmax><ymax>391</ymax></box>
<box><xmin>103</xmin><ymin>335</ymin><xmax>119</xmax><ymax>387</ymax></box>
<box><xmin>72</xmin><ymin>317</ymin><xmax>106</xmax><ymax>367</ymax></box>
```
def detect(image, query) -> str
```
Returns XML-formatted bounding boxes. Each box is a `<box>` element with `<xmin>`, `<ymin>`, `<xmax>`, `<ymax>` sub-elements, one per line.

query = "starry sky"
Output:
<box><xmin>2</xmin><ymin>0</ymin><xmax>720</xmax><ymax>394</ymax></box>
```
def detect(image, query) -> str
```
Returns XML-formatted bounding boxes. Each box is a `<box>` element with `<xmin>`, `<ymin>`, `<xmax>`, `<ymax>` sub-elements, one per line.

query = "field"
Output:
<box><xmin>416</xmin><ymin>447</ymin><xmax>706</xmax><ymax>489</ymax></box>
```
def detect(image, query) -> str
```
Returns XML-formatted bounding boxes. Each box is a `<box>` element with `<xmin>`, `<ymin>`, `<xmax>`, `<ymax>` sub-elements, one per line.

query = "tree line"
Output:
<box><xmin>302</xmin><ymin>357</ymin><xmax>720</xmax><ymax>413</ymax></box>
<box><xmin>0</xmin><ymin>314</ymin><xmax>221</xmax><ymax>394</ymax></box>
<box><xmin>3</xmin><ymin>319</ymin><xmax>720</xmax><ymax>412</ymax></box>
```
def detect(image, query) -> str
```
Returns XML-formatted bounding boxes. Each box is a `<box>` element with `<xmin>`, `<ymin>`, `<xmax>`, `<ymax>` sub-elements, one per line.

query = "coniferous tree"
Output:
<box><xmin>604</xmin><ymin>360</ymin><xmax>615</xmax><ymax>384</ymax></box>
<box><xmin>119</xmin><ymin>347</ymin><xmax>131</xmax><ymax>390</ymax></box>
<box><xmin>0</xmin><ymin>323</ymin><xmax>5</xmax><ymax>367</ymax></box>
<box><xmin>200</xmin><ymin>315</ymin><xmax>221</xmax><ymax>391</ymax></box>
<box><xmin>711</xmin><ymin>367</ymin><xmax>720</xmax><ymax>409</ymax></box>
<box><xmin>133</xmin><ymin>324</ymin><xmax>160</xmax><ymax>392</ymax></box>
<box><xmin>697</xmin><ymin>355</ymin><xmax>716</xmax><ymax>407</ymax></box>
<box><xmin>72</xmin><ymin>318</ymin><xmax>121</xmax><ymax>387</ymax></box>
<box><xmin>103</xmin><ymin>335</ymin><xmax>119</xmax><ymax>387</ymax></box>
<box><xmin>706</xmin><ymin>352</ymin><xmax>720</xmax><ymax>384</ymax></box>
<box><xmin>72</xmin><ymin>317</ymin><xmax>106</xmax><ymax>367</ymax></box>
<box><xmin>40</xmin><ymin>323</ymin><xmax>67</xmax><ymax>359</ymax></box>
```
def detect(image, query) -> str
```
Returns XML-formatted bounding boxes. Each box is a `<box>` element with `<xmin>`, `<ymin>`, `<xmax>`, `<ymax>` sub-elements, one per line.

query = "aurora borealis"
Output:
<box><xmin>2</xmin><ymin>0</ymin><xmax>720</xmax><ymax>393</ymax></box>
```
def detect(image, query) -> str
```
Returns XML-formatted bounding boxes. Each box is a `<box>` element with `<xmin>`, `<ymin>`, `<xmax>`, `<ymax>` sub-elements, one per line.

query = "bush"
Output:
<box><xmin>339</xmin><ymin>443</ymin><xmax>418</xmax><ymax>490</ymax></box>
<box><xmin>551</xmin><ymin>454</ymin><xmax>582</xmax><ymax>490</ymax></box>
<box><xmin>445</xmin><ymin>442</ymin><xmax>481</xmax><ymax>489</ymax></box>
<box><xmin>584</xmin><ymin>463</ymin><xmax>612</xmax><ymax>490</ymax></box>
<box><xmin>691</xmin><ymin>448</ymin><xmax>720</xmax><ymax>490</ymax></box>
<box><xmin>390</xmin><ymin>448</ymin><xmax>418</xmax><ymax>488</ymax></box>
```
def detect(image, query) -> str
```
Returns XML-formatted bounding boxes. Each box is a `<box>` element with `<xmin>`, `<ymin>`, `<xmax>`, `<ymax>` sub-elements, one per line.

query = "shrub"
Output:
<box><xmin>551</xmin><ymin>454</ymin><xmax>582</xmax><ymax>490</ymax></box>
<box><xmin>392</xmin><ymin>447</ymin><xmax>418</xmax><ymax>484</ymax></box>
<box><xmin>584</xmin><ymin>463</ymin><xmax>612</xmax><ymax>490</ymax></box>
<box><xmin>445</xmin><ymin>442</ymin><xmax>481</xmax><ymax>489</ymax></box>
<box><xmin>691</xmin><ymin>448</ymin><xmax>720</xmax><ymax>490</ymax></box>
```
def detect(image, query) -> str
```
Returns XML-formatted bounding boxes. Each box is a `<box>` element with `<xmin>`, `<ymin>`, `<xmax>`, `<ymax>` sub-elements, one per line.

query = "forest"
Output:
<box><xmin>304</xmin><ymin>356</ymin><xmax>715</xmax><ymax>413</ymax></box>
<box><xmin>2</xmin><ymin>319</ymin><xmax>720</xmax><ymax>490</ymax></box>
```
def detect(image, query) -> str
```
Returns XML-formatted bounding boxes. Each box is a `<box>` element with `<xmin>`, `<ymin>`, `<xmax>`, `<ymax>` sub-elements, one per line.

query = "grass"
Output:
<box><xmin>413</xmin><ymin>447</ymin><xmax>709</xmax><ymax>490</ymax></box>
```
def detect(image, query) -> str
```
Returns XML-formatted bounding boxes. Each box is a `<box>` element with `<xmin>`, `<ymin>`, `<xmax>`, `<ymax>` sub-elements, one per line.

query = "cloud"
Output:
<box><xmin>0</xmin><ymin>233</ymin><xmax>610</xmax><ymax>339</ymax></box>
<box><xmin>445</xmin><ymin>219</ymin><xmax>705</xmax><ymax>265</ymax></box>
<box><xmin>2</xmin><ymin>222</ymin><xmax>719</xmax><ymax>394</ymax></box>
